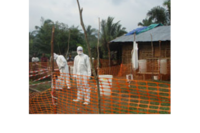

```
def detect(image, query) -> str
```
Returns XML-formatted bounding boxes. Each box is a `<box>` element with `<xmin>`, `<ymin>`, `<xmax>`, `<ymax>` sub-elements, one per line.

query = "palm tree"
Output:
<box><xmin>138</xmin><ymin>18</ymin><xmax>153</xmax><ymax>26</ymax></box>
<box><xmin>100</xmin><ymin>16</ymin><xmax>127</xmax><ymax>72</ymax></box>
<box><xmin>100</xmin><ymin>16</ymin><xmax>127</xmax><ymax>49</ymax></box>
<box><xmin>86</xmin><ymin>25</ymin><xmax>98</xmax><ymax>57</ymax></box>
<box><xmin>86</xmin><ymin>25</ymin><xmax>98</xmax><ymax>48</ymax></box>
<box><xmin>31</xmin><ymin>17</ymin><xmax>87</xmax><ymax>57</ymax></box>
<box><xmin>163</xmin><ymin>0</ymin><xmax>170</xmax><ymax>24</ymax></box>
<box><xmin>33</xmin><ymin>18</ymin><xmax>55</xmax><ymax>55</ymax></box>
<box><xmin>29</xmin><ymin>31</ymin><xmax>36</xmax><ymax>56</ymax></box>
<box><xmin>147</xmin><ymin>6</ymin><xmax>168</xmax><ymax>25</ymax></box>
<box><xmin>86</xmin><ymin>25</ymin><xmax>97</xmax><ymax>38</ymax></box>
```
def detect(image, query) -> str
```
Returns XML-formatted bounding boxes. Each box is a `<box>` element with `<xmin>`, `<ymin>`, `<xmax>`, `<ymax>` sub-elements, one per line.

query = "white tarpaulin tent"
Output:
<box><xmin>132</xmin><ymin>41</ymin><xmax>138</xmax><ymax>70</ymax></box>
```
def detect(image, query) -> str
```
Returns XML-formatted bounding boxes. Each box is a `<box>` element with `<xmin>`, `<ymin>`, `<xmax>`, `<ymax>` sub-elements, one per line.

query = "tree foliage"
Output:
<box><xmin>163</xmin><ymin>0</ymin><xmax>170</xmax><ymax>24</ymax></box>
<box><xmin>100</xmin><ymin>16</ymin><xmax>127</xmax><ymax>57</ymax></box>
<box><xmin>29</xmin><ymin>17</ymin><xmax>89</xmax><ymax>58</ymax></box>
<box><xmin>147</xmin><ymin>6</ymin><xmax>168</xmax><ymax>25</ymax></box>
<box><xmin>138</xmin><ymin>0</ymin><xmax>171</xmax><ymax>26</ymax></box>
<box><xmin>29</xmin><ymin>16</ymin><xmax>127</xmax><ymax>59</ymax></box>
<box><xmin>138</xmin><ymin>18</ymin><xmax>153</xmax><ymax>26</ymax></box>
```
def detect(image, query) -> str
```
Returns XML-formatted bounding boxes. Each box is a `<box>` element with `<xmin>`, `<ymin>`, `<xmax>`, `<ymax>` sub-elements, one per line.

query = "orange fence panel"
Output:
<box><xmin>29</xmin><ymin>72</ymin><xmax>170</xmax><ymax>114</ymax></box>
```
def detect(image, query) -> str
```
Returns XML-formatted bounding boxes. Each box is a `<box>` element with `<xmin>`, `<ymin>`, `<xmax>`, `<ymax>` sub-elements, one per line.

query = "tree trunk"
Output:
<box><xmin>107</xmin><ymin>43</ymin><xmax>111</xmax><ymax>74</ymax></box>
<box><xmin>159</xmin><ymin>40</ymin><xmax>161</xmax><ymax>80</ymax></box>
<box><xmin>76</xmin><ymin>0</ymin><xmax>101</xmax><ymax>114</ymax></box>
<box><xmin>51</xmin><ymin>25</ymin><xmax>56</xmax><ymax>114</ymax></box>
<box><xmin>150</xmin><ymin>34</ymin><xmax>154</xmax><ymax>80</ymax></box>
<box><xmin>65</xmin><ymin>30</ymin><xmax>71</xmax><ymax>58</ymax></box>
<box><xmin>97</xmin><ymin>18</ymin><xmax>100</xmax><ymax>75</ymax></box>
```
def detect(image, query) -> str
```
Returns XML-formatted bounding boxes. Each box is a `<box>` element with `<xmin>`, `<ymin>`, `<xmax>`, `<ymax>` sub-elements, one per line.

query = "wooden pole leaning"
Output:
<box><xmin>51</xmin><ymin>25</ymin><xmax>56</xmax><ymax>114</ymax></box>
<box><xmin>76</xmin><ymin>0</ymin><xmax>101</xmax><ymax>114</ymax></box>
<box><xmin>150</xmin><ymin>34</ymin><xmax>154</xmax><ymax>80</ymax></box>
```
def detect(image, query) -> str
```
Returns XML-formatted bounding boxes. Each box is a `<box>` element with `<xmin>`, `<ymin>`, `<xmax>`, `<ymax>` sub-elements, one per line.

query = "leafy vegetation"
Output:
<box><xmin>138</xmin><ymin>0</ymin><xmax>171</xmax><ymax>26</ymax></box>
<box><xmin>29</xmin><ymin>16</ymin><xmax>127</xmax><ymax>61</ymax></box>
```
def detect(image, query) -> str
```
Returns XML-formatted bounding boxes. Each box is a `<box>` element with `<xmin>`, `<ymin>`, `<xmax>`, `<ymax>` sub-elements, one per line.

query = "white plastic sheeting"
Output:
<box><xmin>132</xmin><ymin>41</ymin><xmax>139</xmax><ymax>70</ymax></box>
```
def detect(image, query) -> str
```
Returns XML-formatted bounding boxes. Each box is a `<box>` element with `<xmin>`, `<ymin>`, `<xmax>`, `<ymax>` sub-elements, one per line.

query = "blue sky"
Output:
<box><xmin>29</xmin><ymin>0</ymin><xmax>166</xmax><ymax>32</ymax></box>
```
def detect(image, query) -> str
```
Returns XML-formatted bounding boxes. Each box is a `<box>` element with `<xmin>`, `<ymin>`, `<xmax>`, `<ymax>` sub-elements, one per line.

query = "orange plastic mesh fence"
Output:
<box><xmin>98</xmin><ymin>60</ymin><xmax>170</xmax><ymax>80</ymax></box>
<box><xmin>29</xmin><ymin>72</ymin><xmax>170</xmax><ymax>114</ymax></box>
<box><xmin>29</xmin><ymin>58</ymin><xmax>170</xmax><ymax>78</ymax></box>
<box><xmin>99</xmin><ymin>65</ymin><xmax>120</xmax><ymax>76</ymax></box>
<box><xmin>29</xmin><ymin>89</ymin><xmax>54</xmax><ymax>114</ymax></box>
<box><xmin>29</xmin><ymin>62</ymin><xmax>59</xmax><ymax>72</ymax></box>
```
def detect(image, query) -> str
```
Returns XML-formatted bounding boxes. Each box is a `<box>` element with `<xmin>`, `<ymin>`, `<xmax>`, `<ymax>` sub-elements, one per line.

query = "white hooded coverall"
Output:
<box><xmin>73</xmin><ymin>52</ymin><xmax>91</xmax><ymax>102</ymax></box>
<box><xmin>31</xmin><ymin>57</ymin><xmax>39</xmax><ymax>71</ymax></box>
<box><xmin>53</xmin><ymin>53</ymin><xmax>71</xmax><ymax>89</ymax></box>
<box><xmin>32</xmin><ymin>57</ymin><xmax>39</xmax><ymax>62</ymax></box>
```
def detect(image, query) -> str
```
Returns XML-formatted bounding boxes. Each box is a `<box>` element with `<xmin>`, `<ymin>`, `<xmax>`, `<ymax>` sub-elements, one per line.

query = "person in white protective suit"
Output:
<box><xmin>32</xmin><ymin>53</ymin><xmax>40</xmax><ymax>62</ymax></box>
<box><xmin>32</xmin><ymin>53</ymin><xmax>40</xmax><ymax>71</ymax></box>
<box><xmin>73</xmin><ymin>46</ymin><xmax>91</xmax><ymax>105</ymax></box>
<box><xmin>53</xmin><ymin>53</ymin><xmax>71</xmax><ymax>89</ymax></box>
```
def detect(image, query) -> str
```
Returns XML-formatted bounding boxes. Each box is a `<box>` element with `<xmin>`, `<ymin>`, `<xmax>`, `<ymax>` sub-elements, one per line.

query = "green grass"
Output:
<box><xmin>29</xmin><ymin>79</ymin><xmax>51</xmax><ymax>92</ymax></box>
<box><xmin>101</xmin><ymin>80</ymin><xmax>170</xmax><ymax>114</ymax></box>
<box><xmin>29</xmin><ymin>78</ymin><xmax>50</xmax><ymax>84</ymax></box>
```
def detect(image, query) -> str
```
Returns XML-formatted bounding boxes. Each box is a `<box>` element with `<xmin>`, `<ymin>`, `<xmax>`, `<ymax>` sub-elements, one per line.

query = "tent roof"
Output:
<box><xmin>125</xmin><ymin>23</ymin><xmax>163</xmax><ymax>36</ymax></box>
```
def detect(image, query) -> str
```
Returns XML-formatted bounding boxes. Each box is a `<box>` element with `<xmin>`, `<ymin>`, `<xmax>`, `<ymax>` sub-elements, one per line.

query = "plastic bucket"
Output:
<box><xmin>158</xmin><ymin>59</ymin><xmax>167</xmax><ymax>74</ymax></box>
<box><xmin>98</xmin><ymin>75</ymin><xmax>113</xmax><ymax>96</ymax></box>
<box><xmin>153</xmin><ymin>76</ymin><xmax>158</xmax><ymax>80</ymax></box>
<box><xmin>138</xmin><ymin>60</ymin><xmax>147</xmax><ymax>72</ymax></box>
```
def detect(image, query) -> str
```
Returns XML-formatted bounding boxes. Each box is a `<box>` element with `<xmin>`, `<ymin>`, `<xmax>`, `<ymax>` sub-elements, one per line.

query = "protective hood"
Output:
<box><xmin>77</xmin><ymin>46</ymin><xmax>83</xmax><ymax>55</ymax></box>
<box><xmin>32</xmin><ymin>57</ymin><xmax>39</xmax><ymax>62</ymax></box>
<box><xmin>54</xmin><ymin>53</ymin><xmax>58</xmax><ymax>60</ymax></box>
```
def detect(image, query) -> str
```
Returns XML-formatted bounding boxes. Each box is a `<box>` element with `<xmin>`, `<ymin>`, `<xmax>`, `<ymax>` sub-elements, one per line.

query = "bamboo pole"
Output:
<box><xmin>159</xmin><ymin>40</ymin><xmax>161</xmax><ymax>80</ymax></box>
<box><xmin>66</xmin><ymin>30</ymin><xmax>71</xmax><ymax>58</ymax></box>
<box><xmin>97</xmin><ymin>18</ymin><xmax>100</xmax><ymax>76</ymax></box>
<box><xmin>150</xmin><ymin>34</ymin><xmax>154</xmax><ymax>80</ymax></box>
<box><xmin>107</xmin><ymin>43</ymin><xmax>111</xmax><ymax>74</ymax></box>
<box><xmin>51</xmin><ymin>25</ymin><xmax>56</xmax><ymax>114</ymax></box>
<box><xmin>76</xmin><ymin>0</ymin><xmax>101</xmax><ymax>114</ymax></box>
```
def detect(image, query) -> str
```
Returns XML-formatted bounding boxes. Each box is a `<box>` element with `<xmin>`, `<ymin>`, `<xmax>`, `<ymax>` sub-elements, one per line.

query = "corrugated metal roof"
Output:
<box><xmin>110</xmin><ymin>26</ymin><xmax>170</xmax><ymax>42</ymax></box>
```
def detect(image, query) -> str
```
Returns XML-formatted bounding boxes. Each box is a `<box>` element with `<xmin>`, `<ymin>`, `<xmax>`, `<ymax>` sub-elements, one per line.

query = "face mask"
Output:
<box><xmin>77</xmin><ymin>51</ymin><xmax>83</xmax><ymax>55</ymax></box>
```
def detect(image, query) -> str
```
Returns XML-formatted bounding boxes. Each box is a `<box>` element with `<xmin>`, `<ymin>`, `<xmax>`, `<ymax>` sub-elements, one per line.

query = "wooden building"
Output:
<box><xmin>109</xmin><ymin>26</ymin><xmax>170</xmax><ymax>80</ymax></box>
